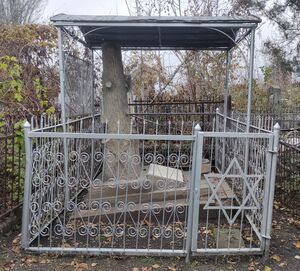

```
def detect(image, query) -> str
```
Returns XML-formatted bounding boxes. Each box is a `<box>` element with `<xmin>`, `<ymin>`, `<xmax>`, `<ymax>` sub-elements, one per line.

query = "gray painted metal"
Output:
<box><xmin>264</xmin><ymin>123</ymin><xmax>280</xmax><ymax>257</ymax></box>
<box><xmin>50</xmin><ymin>15</ymin><xmax>260</xmax><ymax>50</ymax></box>
<box><xmin>20</xmin><ymin>13</ymin><xmax>277</xmax><ymax>259</ymax></box>
<box><xmin>246</xmin><ymin>28</ymin><xmax>256</xmax><ymax>133</ymax></box>
<box><xmin>51</xmin><ymin>15</ymin><xmax>262</xmax><ymax>24</ymax></box>
<box><xmin>21</xmin><ymin>121</ymin><xmax>32</xmax><ymax>248</ymax></box>
<box><xmin>21</xmin><ymin>114</ymin><xmax>278</xmax><ymax>258</ymax></box>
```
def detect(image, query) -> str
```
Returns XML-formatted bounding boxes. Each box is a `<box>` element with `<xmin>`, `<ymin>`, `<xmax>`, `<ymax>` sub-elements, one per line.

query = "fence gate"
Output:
<box><xmin>21</xmin><ymin>122</ymin><xmax>279</xmax><ymax>258</ymax></box>
<box><xmin>190</xmin><ymin>130</ymin><xmax>278</xmax><ymax>256</ymax></box>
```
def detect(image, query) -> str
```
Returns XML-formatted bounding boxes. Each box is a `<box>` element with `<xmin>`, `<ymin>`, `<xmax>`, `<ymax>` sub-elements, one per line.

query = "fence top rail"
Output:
<box><xmin>279</xmin><ymin>140</ymin><xmax>300</xmax><ymax>152</ymax></box>
<box><xmin>31</xmin><ymin>113</ymin><xmax>101</xmax><ymax>132</ymax></box>
<box><xmin>201</xmin><ymin>131</ymin><xmax>273</xmax><ymax>139</ymax></box>
<box><xmin>129</xmin><ymin>100</ymin><xmax>224</xmax><ymax>106</ymax></box>
<box><xmin>27</xmin><ymin>131</ymin><xmax>272</xmax><ymax>140</ymax></box>
<box><xmin>217</xmin><ymin>112</ymin><xmax>273</xmax><ymax>134</ymax></box>
<box><xmin>129</xmin><ymin>112</ymin><xmax>216</xmax><ymax>116</ymax></box>
<box><xmin>27</xmin><ymin>132</ymin><xmax>195</xmax><ymax>141</ymax></box>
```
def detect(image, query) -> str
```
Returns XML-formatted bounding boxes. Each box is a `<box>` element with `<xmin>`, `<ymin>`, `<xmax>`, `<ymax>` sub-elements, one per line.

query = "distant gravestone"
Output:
<box><xmin>268</xmin><ymin>85</ymin><xmax>281</xmax><ymax>111</ymax></box>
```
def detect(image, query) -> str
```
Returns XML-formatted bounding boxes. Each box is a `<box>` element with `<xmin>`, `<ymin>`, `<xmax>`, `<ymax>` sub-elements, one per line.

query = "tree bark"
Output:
<box><xmin>101</xmin><ymin>42</ymin><xmax>140</xmax><ymax>181</ymax></box>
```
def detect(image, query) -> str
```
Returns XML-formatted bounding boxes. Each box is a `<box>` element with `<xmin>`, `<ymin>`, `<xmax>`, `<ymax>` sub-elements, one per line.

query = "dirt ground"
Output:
<box><xmin>0</xmin><ymin>202</ymin><xmax>299</xmax><ymax>271</ymax></box>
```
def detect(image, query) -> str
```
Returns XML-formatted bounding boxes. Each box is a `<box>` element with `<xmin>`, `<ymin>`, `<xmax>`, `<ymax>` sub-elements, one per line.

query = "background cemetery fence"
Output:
<box><xmin>128</xmin><ymin>98</ymin><xmax>225</xmax><ymax>133</ymax></box>
<box><xmin>0</xmin><ymin>117</ymin><xmax>24</xmax><ymax>220</ymax></box>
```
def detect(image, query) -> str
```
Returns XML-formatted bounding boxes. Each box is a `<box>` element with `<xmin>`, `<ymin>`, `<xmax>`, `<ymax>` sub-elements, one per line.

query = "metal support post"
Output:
<box><xmin>191</xmin><ymin>126</ymin><xmax>204</xmax><ymax>254</ymax></box>
<box><xmin>215</xmin><ymin>108</ymin><xmax>220</xmax><ymax>170</ymax></box>
<box><xmin>58</xmin><ymin>27</ymin><xmax>69</xmax><ymax>203</ymax></box>
<box><xmin>244</xmin><ymin>27</ymin><xmax>256</xmax><ymax>175</ymax></box>
<box><xmin>186</xmin><ymin>123</ymin><xmax>201</xmax><ymax>263</ymax></box>
<box><xmin>58</xmin><ymin>27</ymin><xmax>66</xmax><ymax>132</ymax></box>
<box><xmin>246</xmin><ymin>27</ymin><xmax>255</xmax><ymax>132</ymax></box>
<box><xmin>264</xmin><ymin>123</ymin><xmax>280</xmax><ymax>258</ymax></box>
<box><xmin>223</xmin><ymin>51</ymin><xmax>231</xmax><ymax>132</ymax></box>
<box><xmin>91</xmin><ymin>49</ymin><xmax>95</xmax><ymax>128</ymax></box>
<box><xmin>21</xmin><ymin>121</ymin><xmax>32</xmax><ymax>248</ymax></box>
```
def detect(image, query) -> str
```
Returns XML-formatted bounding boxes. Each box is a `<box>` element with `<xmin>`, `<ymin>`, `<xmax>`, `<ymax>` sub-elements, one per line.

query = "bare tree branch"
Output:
<box><xmin>0</xmin><ymin>0</ymin><xmax>47</xmax><ymax>24</ymax></box>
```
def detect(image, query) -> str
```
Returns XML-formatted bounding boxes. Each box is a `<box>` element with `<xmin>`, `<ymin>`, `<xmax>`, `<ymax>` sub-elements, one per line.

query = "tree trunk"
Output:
<box><xmin>101</xmin><ymin>42</ymin><xmax>140</xmax><ymax>181</ymax></box>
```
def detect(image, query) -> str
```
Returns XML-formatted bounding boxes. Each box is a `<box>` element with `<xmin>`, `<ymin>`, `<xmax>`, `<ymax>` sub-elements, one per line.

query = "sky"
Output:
<box><xmin>42</xmin><ymin>0</ymin><xmax>130</xmax><ymax>21</ymax></box>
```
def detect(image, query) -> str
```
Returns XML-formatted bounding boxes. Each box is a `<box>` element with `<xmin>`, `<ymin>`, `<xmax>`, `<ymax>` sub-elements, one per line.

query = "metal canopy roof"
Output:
<box><xmin>51</xmin><ymin>14</ymin><xmax>261</xmax><ymax>50</ymax></box>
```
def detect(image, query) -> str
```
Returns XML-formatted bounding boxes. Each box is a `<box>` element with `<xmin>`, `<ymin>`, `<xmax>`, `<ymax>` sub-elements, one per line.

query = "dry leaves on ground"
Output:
<box><xmin>294</xmin><ymin>241</ymin><xmax>300</xmax><ymax>249</ymax></box>
<box><xmin>11</xmin><ymin>234</ymin><xmax>21</xmax><ymax>254</ymax></box>
<box><xmin>168</xmin><ymin>263</ymin><xmax>177</xmax><ymax>271</ymax></box>
<box><xmin>70</xmin><ymin>260</ymin><xmax>88</xmax><ymax>271</ymax></box>
<box><xmin>270</xmin><ymin>254</ymin><xmax>281</xmax><ymax>262</ymax></box>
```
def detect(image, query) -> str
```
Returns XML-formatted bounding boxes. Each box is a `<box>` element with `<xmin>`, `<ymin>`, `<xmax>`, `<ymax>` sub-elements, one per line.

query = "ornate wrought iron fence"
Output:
<box><xmin>229</xmin><ymin>111</ymin><xmax>300</xmax><ymax>210</ymax></box>
<box><xmin>0</xmin><ymin>117</ymin><xmax>24</xmax><ymax>220</ymax></box>
<box><xmin>21</xmin><ymin>113</ymin><xmax>279</xmax><ymax>258</ymax></box>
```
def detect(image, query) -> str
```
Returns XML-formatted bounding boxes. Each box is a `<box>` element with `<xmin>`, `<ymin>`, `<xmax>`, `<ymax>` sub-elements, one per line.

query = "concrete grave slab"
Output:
<box><xmin>147</xmin><ymin>163</ymin><xmax>184</xmax><ymax>182</ymax></box>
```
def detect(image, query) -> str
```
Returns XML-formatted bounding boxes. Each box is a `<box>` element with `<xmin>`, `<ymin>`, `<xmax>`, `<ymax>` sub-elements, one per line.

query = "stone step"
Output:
<box><xmin>71</xmin><ymin>181</ymin><xmax>234</xmax><ymax>221</ymax></box>
<box><xmin>71</xmin><ymin>198</ymin><xmax>212</xmax><ymax>223</ymax></box>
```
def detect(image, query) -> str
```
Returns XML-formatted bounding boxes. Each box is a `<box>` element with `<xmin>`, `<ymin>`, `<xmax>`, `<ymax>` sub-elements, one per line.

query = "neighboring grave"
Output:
<box><xmin>268</xmin><ymin>85</ymin><xmax>281</xmax><ymax>111</ymax></box>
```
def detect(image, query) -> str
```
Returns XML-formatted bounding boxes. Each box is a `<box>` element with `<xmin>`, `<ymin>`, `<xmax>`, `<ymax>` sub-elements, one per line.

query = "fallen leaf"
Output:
<box><xmin>143</xmin><ymin>219</ymin><xmax>152</xmax><ymax>227</ymax></box>
<box><xmin>203</xmin><ymin>229</ymin><xmax>212</xmax><ymax>234</ymax></box>
<box><xmin>168</xmin><ymin>264</ymin><xmax>177</xmax><ymax>271</ymax></box>
<box><xmin>263</xmin><ymin>266</ymin><xmax>272</xmax><ymax>271</ymax></box>
<box><xmin>132</xmin><ymin>268</ymin><xmax>139</xmax><ymax>271</ymax></box>
<box><xmin>72</xmin><ymin>261</ymin><xmax>88</xmax><ymax>271</ymax></box>
<box><xmin>248</xmin><ymin>260</ymin><xmax>256</xmax><ymax>271</ymax></box>
<box><xmin>11</xmin><ymin>246</ymin><xmax>20</xmax><ymax>254</ymax></box>
<box><xmin>295</xmin><ymin>241</ymin><xmax>300</xmax><ymax>249</ymax></box>
<box><xmin>295</xmin><ymin>255</ymin><xmax>300</xmax><ymax>260</ymax></box>
<box><xmin>279</xmin><ymin>261</ymin><xmax>287</xmax><ymax>267</ymax></box>
<box><xmin>152</xmin><ymin>264</ymin><xmax>160</xmax><ymax>269</ymax></box>
<box><xmin>227</xmin><ymin>258</ymin><xmax>237</xmax><ymax>264</ymax></box>
<box><xmin>12</xmin><ymin>236</ymin><xmax>20</xmax><ymax>244</ymax></box>
<box><xmin>271</xmin><ymin>254</ymin><xmax>281</xmax><ymax>262</ymax></box>
<box><xmin>25</xmin><ymin>257</ymin><xmax>38</xmax><ymax>264</ymax></box>
<box><xmin>91</xmin><ymin>263</ymin><xmax>97</xmax><ymax>267</ymax></box>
